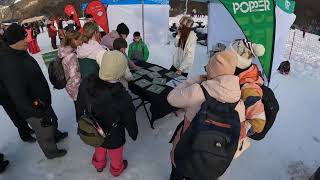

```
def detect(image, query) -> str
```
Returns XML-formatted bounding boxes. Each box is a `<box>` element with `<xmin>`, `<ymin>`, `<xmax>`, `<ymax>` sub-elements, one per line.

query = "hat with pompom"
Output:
<box><xmin>228</xmin><ymin>39</ymin><xmax>265</xmax><ymax>69</ymax></box>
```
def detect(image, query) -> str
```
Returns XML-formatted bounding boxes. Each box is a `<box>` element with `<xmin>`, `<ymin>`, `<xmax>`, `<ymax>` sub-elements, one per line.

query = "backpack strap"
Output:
<box><xmin>200</xmin><ymin>85</ymin><xmax>210</xmax><ymax>100</ymax></box>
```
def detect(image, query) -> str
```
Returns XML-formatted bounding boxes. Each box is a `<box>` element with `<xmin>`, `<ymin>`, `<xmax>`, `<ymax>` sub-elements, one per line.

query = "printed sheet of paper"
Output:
<box><xmin>153</xmin><ymin>78</ymin><xmax>167</xmax><ymax>85</ymax></box>
<box><xmin>136</xmin><ymin>69</ymin><xmax>151</xmax><ymax>76</ymax></box>
<box><xmin>166</xmin><ymin>79</ymin><xmax>182</xmax><ymax>88</ymax></box>
<box><xmin>132</xmin><ymin>73</ymin><xmax>142</xmax><ymax>81</ymax></box>
<box><xmin>147</xmin><ymin>85</ymin><xmax>166</xmax><ymax>94</ymax></box>
<box><xmin>147</xmin><ymin>72</ymin><xmax>162</xmax><ymax>79</ymax></box>
<box><xmin>148</xmin><ymin>66</ymin><xmax>163</xmax><ymax>72</ymax></box>
<box><xmin>134</xmin><ymin>79</ymin><xmax>152</xmax><ymax>88</ymax></box>
<box><xmin>165</xmin><ymin>71</ymin><xmax>179</xmax><ymax>79</ymax></box>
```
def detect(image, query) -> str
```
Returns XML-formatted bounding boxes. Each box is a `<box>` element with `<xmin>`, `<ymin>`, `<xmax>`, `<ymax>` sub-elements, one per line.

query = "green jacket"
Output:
<box><xmin>128</xmin><ymin>40</ymin><xmax>149</xmax><ymax>62</ymax></box>
<box><xmin>78</xmin><ymin>58</ymin><xmax>100</xmax><ymax>78</ymax></box>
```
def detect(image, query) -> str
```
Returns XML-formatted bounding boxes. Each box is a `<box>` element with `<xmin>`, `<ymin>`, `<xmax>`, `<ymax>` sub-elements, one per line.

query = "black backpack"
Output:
<box><xmin>174</xmin><ymin>85</ymin><xmax>240</xmax><ymax>180</ymax></box>
<box><xmin>278</xmin><ymin>61</ymin><xmax>290</xmax><ymax>75</ymax></box>
<box><xmin>48</xmin><ymin>57</ymin><xmax>67</xmax><ymax>89</ymax></box>
<box><xmin>249</xmin><ymin>85</ymin><xmax>279</xmax><ymax>140</ymax></box>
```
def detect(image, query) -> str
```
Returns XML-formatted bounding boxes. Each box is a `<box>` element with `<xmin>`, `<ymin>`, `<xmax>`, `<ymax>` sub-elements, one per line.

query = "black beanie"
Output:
<box><xmin>116</xmin><ymin>23</ymin><xmax>129</xmax><ymax>35</ymax></box>
<box><xmin>3</xmin><ymin>23</ymin><xmax>27</xmax><ymax>45</ymax></box>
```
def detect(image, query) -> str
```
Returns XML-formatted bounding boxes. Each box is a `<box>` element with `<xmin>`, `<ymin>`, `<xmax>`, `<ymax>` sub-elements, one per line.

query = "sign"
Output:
<box><xmin>64</xmin><ymin>4</ymin><xmax>82</xmax><ymax>31</ymax></box>
<box><xmin>220</xmin><ymin>0</ymin><xmax>275</xmax><ymax>79</ymax></box>
<box><xmin>86</xmin><ymin>1</ymin><xmax>109</xmax><ymax>33</ymax></box>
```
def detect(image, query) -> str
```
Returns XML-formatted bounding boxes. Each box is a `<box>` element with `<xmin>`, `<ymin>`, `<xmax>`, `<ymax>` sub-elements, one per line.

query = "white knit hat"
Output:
<box><xmin>99</xmin><ymin>51</ymin><xmax>128</xmax><ymax>81</ymax></box>
<box><xmin>228</xmin><ymin>39</ymin><xmax>265</xmax><ymax>69</ymax></box>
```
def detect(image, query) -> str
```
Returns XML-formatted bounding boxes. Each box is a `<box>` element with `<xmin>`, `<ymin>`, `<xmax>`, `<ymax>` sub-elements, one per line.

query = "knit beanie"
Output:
<box><xmin>116</xmin><ymin>23</ymin><xmax>130</xmax><ymax>35</ymax></box>
<box><xmin>3</xmin><ymin>23</ymin><xmax>27</xmax><ymax>45</ymax></box>
<box><xmin>99</xmin><ymin>51</ymin><xmax>128</xmax><ymax>81</ymax></box>
<box><xmin>206</xmin><ymin>50</ymin><xmax>237</xmax><ymax>79</ymax></box>
<box><xmin>179</xmin><ymin>16</ymin><xmax>194</xmax><ymax>28</ymax></box>
<box><xmin>228</xmin><ymin>39</ymin><xmax>265</xmax><ymax>69</ymax></box>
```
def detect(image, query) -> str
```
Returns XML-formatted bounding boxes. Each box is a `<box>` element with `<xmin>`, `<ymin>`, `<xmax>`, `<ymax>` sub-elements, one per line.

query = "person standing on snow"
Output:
<box><xmin>0</xmin><ymin>24</ymin><xmax>68</xmax><ymax>159</ymax></box>
<box><xmin>228</xmin><ymin>39</ymin><xmax>267</xmax><ymax>136</ymax></box>
<box><xmin>77</xmin><ymin>51</ymin><xmax>138</xmax><ymax>176</ymax></box>
<box><xmin>171</xmin><ymin>16</ymin><xmax>197</xmax><ymax>77</ymax></box>
<box><xmin>58</xmin><ymin>31</ymin><xmax>83</xmax><ymax>121</ymax></box>
<box><xmin>101</xmin><ymin>22</ymin><xmax>130</xmax><ymax>50</ymax></box>
<box><xmin>77</xmin><ymin>22</ymin><xmax>105</xmax><ymax>78</ymax></box>
<box><xmin>48</xmin><ymin>20</ymin><xmax>58</xmax><ymax>49</ymax></box>
<box><xmin>167</xmin><ymin>51</ymin><xmax>246</xmax><ymax>180</ymax></box>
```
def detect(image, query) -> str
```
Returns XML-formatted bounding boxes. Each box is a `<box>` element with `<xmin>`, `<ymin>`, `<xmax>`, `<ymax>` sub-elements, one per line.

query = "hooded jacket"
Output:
<box><xmin>58</xmin><ymin>46</ymin><xmax>81</xmax><ymax>101</ymax></box>
<box><xmin>128</xmin><ymin>40</ymin><xmax>150</xmax><ymax>62</ymax></box>
<box><xmin>77</xmin><ymin>75</ymin><xmax>138</xmax><ymax>149</ymax></box>
<box><xmin>101</xmin><ymin>30</ymin><xmax>120</xmax><ymax>50</ymax></box>
<box><xmin>167</xmin><ymin>75</ymin><xmax>249</xmax><ymax>166</ymax></box>
<box><xmin>172</xmin><ymin>31</ymin><xmax>197</xmax><ymax>73</ymax></box>
<box><xmin>238</xmin><ymin>64</ymin><xmax>266</xmax><ymax>134</ymax></box>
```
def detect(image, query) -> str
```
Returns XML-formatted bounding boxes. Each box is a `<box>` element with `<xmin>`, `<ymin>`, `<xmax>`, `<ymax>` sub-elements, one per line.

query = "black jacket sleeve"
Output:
<box><xmin>122</xmin><ymin>94</ymin><xmax>138</xmax><ymax>141</ymax></box>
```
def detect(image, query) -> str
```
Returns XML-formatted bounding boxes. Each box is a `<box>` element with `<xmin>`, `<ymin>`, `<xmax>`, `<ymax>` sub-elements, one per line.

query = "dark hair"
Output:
<box><xmin>133</xmin><ymin>31</ymin><xmax>140</xmax><ymax>37</ymax></box>
<box><xmin>113</xmin><ymin>38</ymin><xmax>128</xmax><ymax>50</ymax></box>
<box><xmin>178</xmin><ymin>26</ymin><xmax>192</xmax><ymax>50</ymax></box>
<box><xmin>116</xmin><ymin>23</ymin><xmax>129</xmax><ymax>35</ymax></box>
<box><xmin>85</xmin><ymin>14</ymin><xmax>93</xmax><ymax>19</ymax></box>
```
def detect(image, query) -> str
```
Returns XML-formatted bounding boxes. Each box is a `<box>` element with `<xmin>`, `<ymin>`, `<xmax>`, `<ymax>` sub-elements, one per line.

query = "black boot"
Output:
<box><xmin>55</xmin><ymin>130</ymin><xmax>68</xmax><ymax>143</ymax></box>
<box><xmin>0</xmin><ymin>160</ymin><xmax>9</xmax><ymax>173</ymax></box>
<box><xmin>123</xmin><ymin>160</ymin><xmax>128</xmax><ymax>170</ymax></box>
<box><xmin>47</xmin><ymin>149</ymin><xmax>67</xmax><ymax>159</ymax></box>
<box><xmin>18</xmin><ymin>129</ymin><xmax>36</xmax><ymax>143</ymax></box>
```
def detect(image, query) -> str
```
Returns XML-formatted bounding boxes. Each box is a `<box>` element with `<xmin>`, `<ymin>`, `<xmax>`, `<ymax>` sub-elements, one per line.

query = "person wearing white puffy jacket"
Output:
<box><xmin>171</xmin><ymin>16</ymin><xmax>197</xmax><ymax>77</ymax></box>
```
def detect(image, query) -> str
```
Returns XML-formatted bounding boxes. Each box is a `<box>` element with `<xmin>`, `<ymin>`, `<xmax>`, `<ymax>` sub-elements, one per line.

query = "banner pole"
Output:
<box><xmin>142</xmin><ymin>0</ymin><xmax>145</xmax><ymax>41</ymax></box>
<box><xmin>288</xmin><ymin>30</ymin><xmax>296</xmax><ymax>61</ymax></box>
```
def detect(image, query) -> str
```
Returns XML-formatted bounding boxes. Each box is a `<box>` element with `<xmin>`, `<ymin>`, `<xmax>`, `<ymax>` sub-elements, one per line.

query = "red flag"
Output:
<box><xmin>86</xmin><ymin>1</ymin><xmax>109</xmax><ymax>33</ymax></box>
<box><xmin>64</xmin><ymin>4</ymin><xmax>82</xmax><ymax>30</ymax></box>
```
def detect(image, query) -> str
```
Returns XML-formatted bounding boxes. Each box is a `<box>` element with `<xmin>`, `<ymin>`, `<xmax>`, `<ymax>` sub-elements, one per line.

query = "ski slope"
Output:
<box><xmin>0</xmin><ymin>22</ymin><xmax>319</xmax><ymax>180</ymax></box>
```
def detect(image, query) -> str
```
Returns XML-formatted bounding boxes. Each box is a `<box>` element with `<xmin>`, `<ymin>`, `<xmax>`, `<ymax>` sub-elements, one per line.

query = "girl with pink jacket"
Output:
<box><xmin>167</xmin><ymin>51</ymin><xmax>249</xmax><ymax>180</ymax></box>
<box><xmin>58</xmin><ymin>31</ymin><xmax>83</xmax><ymax>120</ymax></box>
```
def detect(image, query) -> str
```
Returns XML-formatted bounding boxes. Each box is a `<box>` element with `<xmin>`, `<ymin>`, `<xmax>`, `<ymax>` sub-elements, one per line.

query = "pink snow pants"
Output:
<box><xmin>92</xmin><ymin>146</ymin><xmax>125</xmax><ymax>177</ymax></box>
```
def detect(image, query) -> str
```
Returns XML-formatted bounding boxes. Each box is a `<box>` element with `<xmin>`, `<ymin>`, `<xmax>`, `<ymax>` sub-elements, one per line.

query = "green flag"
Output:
<box><xmin>219</xmin><ymin>0</ymin><xmax>275</xmax><ymax>79</ymax></box>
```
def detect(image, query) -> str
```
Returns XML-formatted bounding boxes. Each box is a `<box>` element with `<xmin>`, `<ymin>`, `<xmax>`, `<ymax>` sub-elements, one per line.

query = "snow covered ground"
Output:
<box><xmin>0</xmin><ymin>21</ymin><xmax>320</xmax><ymax>180</ymax></box>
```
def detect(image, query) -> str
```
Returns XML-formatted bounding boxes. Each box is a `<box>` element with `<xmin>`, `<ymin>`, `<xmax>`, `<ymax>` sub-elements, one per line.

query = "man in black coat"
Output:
<box><xmin>0</xmin><ymin>23</ymin><xmax>67</xmax><ymax>159</ymax></box>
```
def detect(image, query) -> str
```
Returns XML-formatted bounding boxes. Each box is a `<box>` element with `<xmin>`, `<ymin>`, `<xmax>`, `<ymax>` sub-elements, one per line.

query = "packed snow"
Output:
<box><xmin>0</xmin><ymin>18</ymin><xmax>320</xmax><ymax>180</ymax></box>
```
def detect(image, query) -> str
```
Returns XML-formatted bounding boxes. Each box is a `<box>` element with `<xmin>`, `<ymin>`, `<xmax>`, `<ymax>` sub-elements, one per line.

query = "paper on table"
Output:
<box><xmin>134</xmin><ymin>79</ymin><xmax>152</xmax><ymax>88</ymax></box>
<box><xmin>147</xmin><ymin>85</ymin><xmax>166</xmax><ymax>94</ymax></box>
<box><xmin>165</xmin><ymin>71</ymin><xmax>179</xmax><ymax>79</ymax></box>
<box><xmin>132</xmin><ymin>73</ymin><xmax>142</xmax><ymax>81</ymax></box>
<box><xmin>148</xmin><ymin>66</ymin><xmax>163</xmax><ymax>72</ymax></box>
<box><xmin>153</xmin><ymin>78</ymin><xmax>167</xmax><ymax>85</ymax></box>
<box><xmin>166</xmin><ymin>79</ymin><xmax>182</xmax><ymax>88</ymax></box>
<box><xmin>136</xmin><ymin>69</ymin><xmax>151</xmax><ymax>76</ymax></box>
<box><xmin>147</xmin><ymin>72</ymin><xmax>162</xmax><ymax>79</ymax></box>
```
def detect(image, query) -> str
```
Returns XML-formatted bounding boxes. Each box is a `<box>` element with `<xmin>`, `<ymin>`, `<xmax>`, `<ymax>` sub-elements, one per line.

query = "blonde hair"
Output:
<box><xmin>80</xmin><ymin>22</ymin><xmax>99</xmax><ymax>43</ymax></box>
<box><xmin>62</xmin><ymin>31</ymin><xmax>81</xmax><ymax>47</ymax></box>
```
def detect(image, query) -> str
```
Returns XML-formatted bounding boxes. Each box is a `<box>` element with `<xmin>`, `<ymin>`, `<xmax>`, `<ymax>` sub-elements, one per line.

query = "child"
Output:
<box><xmin>58</xmin><ymin>31</ymin><xmax>82</xmax><ymax>120</ymax></box>
<box><xmin>77</xmin><ymin>51</ymin><xmax>138</xmax><ymax>177</ymax></box>
<box><xmin>128</xmin><ymin>31</ymin><xmax>149</xmax><ymax>62</ymax></box>
<box><xmin>167</xmin><ymin>51</ymin><xmax>247</xmax><ymax>180</ymax></box>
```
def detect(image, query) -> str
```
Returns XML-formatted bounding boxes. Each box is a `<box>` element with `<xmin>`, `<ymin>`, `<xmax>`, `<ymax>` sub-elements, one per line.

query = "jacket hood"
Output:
<box><xmin>238</xmin><ymin>64</ymin><xmax>264</xmax><ymax>86</ymax></box>
<box><xmin>202</xmin><ymin>75</ymin><xmax>241</xmax><ymax>103</ymax></box>
<box><xmin>58</xmin><ymin>46</ymin><xmax>74</xmax><ymax>58</ymax></box>
<box><xmin>77</xmin><ymin>40</ymin><xmax>104</xmax><ymax>59</ymax></box>
<box><xmin>109</xmin><ymin>30</ymin><xmax>120</xmax><ymax>39</ymax></box>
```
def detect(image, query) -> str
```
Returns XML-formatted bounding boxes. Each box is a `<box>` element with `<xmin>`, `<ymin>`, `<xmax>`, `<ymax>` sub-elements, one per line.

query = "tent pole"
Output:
<box><xmin>184</xmin><ymin>0</ymin><xmax>189</xmax><ymax>15</ymax></box>
<box><xmin>142</xmin><ymin>0</ymin><xmax>145</xmax><ymax>41</ymax></box>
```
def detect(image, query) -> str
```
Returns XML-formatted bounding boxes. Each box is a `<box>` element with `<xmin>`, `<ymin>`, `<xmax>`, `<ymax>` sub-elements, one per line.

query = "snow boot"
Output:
<box><xmin>19</xmin><ymin>129</ymin><xmax>36</xmax><ymax>143</ymax></box>
<box><xmin>0</xmin><ymin>160</ymin><xmax>9</xmax><ymax>173</ymax></box>
<box><xmin>55</xmin><ymin>131</ymin><xmax>68</xmax><ymax>143</ymax></box>
<box><xmin>47</xmin><ymin>149</ymin><xmax>67</xmax><ymax>159</ymax></box>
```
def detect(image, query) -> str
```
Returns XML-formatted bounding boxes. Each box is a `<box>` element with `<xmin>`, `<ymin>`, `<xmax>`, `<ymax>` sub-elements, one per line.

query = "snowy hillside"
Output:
<box><xmin>0</xmin><ymin>20</ymin><xmax>320</xmax><ymax>180</ymax></box>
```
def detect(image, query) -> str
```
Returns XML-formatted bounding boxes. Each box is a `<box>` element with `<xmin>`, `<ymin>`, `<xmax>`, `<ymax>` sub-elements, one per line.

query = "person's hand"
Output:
<box><xmin>200</xmin><ymin>75</ymin><xmax>207</xmax><ymax>82</ymax></box>
<box><xmin>176</xmin><ymin>70</ymin><xmax>182</xmax><ymax>75</ymax></box>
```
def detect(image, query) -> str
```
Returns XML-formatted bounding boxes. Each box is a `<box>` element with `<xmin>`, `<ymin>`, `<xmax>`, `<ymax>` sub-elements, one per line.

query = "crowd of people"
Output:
<box><xmin>0</xmin><ymin>14</ymin><xmax>319</xmax><ymax>180</ymax></box>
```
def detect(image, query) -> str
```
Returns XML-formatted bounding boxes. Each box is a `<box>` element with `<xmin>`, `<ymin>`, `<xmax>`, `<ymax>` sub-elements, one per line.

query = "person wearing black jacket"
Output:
<box><xmin>0</xmin><ymin>23</ymin><xmax>67</xmax><ymax>159</ymax></box>
<box><xmin>77</xmin><ymin>51</ymin><xmax>138</xmax><ymax>177</ymax></box>
<box><xmin>0</xmin><ymin>153</ymin><xmax>9</xmax><ymax>174</ymax></box>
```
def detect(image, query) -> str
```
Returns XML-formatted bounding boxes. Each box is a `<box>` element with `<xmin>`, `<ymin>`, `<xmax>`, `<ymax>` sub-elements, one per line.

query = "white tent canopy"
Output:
<box><xmin>105</xmin><ymin>0</ymin><xmax>169</xmax><ymax>45</ymax></box>
<box><xmin>21</xmin><ymin>16</ymin><xmax>47</xmax><ymax>25</ymax></box>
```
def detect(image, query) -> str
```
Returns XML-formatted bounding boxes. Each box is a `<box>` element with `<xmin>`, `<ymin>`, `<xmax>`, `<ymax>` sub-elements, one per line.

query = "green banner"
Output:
<box><xmin>219</xmin><ymin>0</ymin><xmax>275</xmax><ymax>79</ymax></box>
<box><xmin>42</xmin><ymin>50</ymin><xmax>58</xmax><ymax>67</ymax></box>
<box><xmin>276</xmin><ymin>0</ymin><xmax>295</xmax><ymax>14</ymax></box>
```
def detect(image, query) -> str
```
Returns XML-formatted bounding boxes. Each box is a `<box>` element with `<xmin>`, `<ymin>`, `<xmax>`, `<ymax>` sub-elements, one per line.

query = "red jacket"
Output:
<box><xmin>48</xmin><ymin>25</ymin><xmax>57</xmax><ymax>38</ymax></box>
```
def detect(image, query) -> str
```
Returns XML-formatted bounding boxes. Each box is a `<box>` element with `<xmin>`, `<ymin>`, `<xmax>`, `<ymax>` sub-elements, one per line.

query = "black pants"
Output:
<box><xmin>1</xmin><ymin>101</ymin><xmax>31</xmax><ymax>135</ymax></box>
<box><xmin>51</xmin><ymin>37</ymin><xmax>57</xmax><ymax>49</ymax></box>
<box><xmin>74</xmin><ymin>100</ymin><xmax>82</xmax><ymax>122</ymax></box>
<box><xmin>170</xmin><ymin>66</ymin><xmax>188</xmax><ymax>77</ymax></box>
<box><xmin>170</xmin><ymin>164</ymin><xmax>190</xmax><ymax>180</ymax></box>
